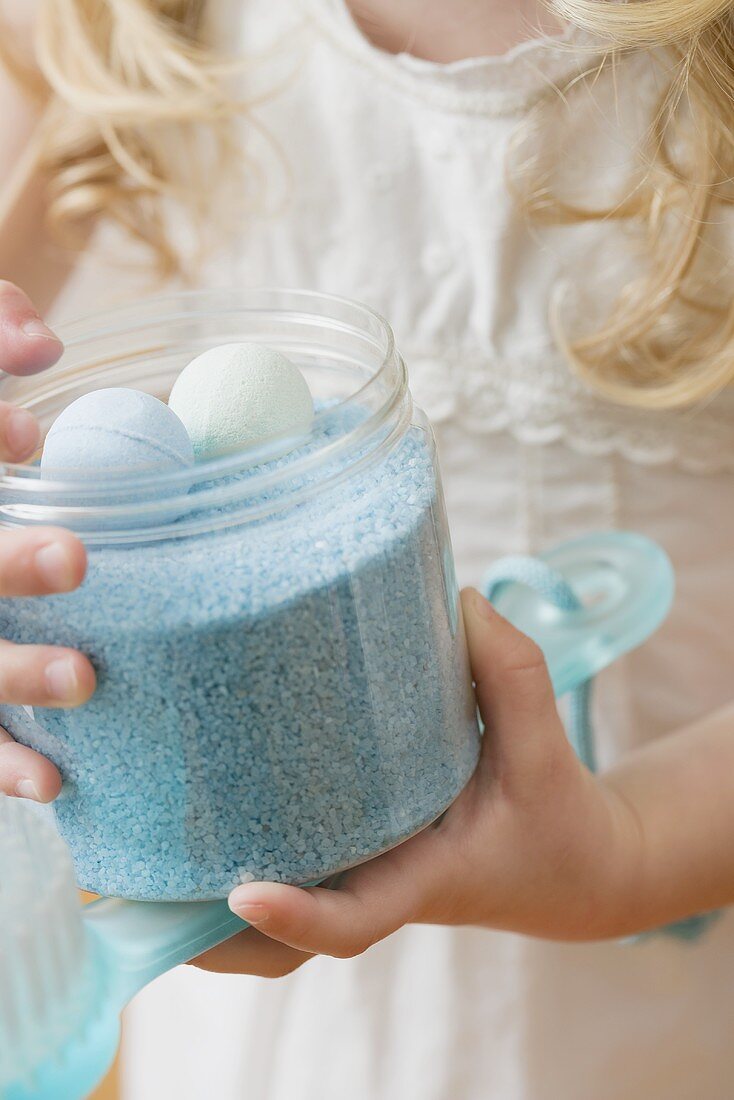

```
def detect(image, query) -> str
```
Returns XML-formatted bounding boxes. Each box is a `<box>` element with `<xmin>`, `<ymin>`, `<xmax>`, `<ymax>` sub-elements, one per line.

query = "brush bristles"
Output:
<box><xmin>0</xmin><ymin>796</ymin><xmax>94</xmax><ymax>1089</ymax></box>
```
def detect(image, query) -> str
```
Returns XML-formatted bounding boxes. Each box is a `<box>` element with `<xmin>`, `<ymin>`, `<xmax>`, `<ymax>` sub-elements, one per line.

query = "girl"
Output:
<box><xmin>2</xmin><ymin>1</ymin><xmax>734</xmax><ymax>1097</ymax></box>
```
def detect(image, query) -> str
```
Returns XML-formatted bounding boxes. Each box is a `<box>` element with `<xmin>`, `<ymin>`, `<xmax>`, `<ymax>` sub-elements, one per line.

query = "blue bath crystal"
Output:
<box><xmin>0</xmin><ymin>407</ymin><xmax>479</xmax><ymax>900</ymax></box>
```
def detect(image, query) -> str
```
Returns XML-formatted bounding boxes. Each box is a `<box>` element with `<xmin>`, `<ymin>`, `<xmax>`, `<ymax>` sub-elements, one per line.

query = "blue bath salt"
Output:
<box><xmin>0</xmin><ymin>405</ymin><xmax>480</xmax><ymax>900</ymax></box>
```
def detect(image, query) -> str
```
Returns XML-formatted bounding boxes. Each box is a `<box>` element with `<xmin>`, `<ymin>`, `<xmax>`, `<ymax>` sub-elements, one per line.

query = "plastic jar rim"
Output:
<box><xmin>0</xmin><ymin>289</ymin><xmax>413</xmax><ymax>543</ymax></box>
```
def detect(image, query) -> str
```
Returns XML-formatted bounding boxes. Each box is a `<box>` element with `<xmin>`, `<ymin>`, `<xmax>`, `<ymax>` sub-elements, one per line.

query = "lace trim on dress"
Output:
<box><xmin>406</xmin><ymin>346</ymin><xmax>734</xmax><ymax>475</ymax></box>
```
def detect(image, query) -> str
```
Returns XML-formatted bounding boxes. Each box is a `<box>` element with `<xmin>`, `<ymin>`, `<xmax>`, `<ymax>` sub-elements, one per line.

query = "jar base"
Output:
<box><xmin>74</xmin><ymin>746</ymin><xmax>480</xmax><ymax>902</ymax></box>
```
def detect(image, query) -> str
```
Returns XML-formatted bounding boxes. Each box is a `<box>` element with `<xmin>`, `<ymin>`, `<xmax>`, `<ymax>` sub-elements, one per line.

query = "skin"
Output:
<box><xmin>1</xmin><ymin>0</ymin><xmax>734</xmax><ymax>979</ymax></box>
<box><xmin>193</xmin><ymin>617</ymin><xmax>734</xmax><ymax>975</ymax></box>
<box><xmin>348</xmin><ymin>0</ymin><xmax>562</xmax><ymax>61</ymax></box>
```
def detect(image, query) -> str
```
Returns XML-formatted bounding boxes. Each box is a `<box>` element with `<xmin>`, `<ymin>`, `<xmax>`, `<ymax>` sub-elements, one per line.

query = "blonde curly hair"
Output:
<box><xmin>2</xmin><ymin>0</ymin><xmax>252</xmax><ymax>277</ymax></box>
<box><xmin>2</xmin><ymin>0</ymin><xmax>734</xmax><ymax>410</ymax></box>
<box><xmin>535</xmin><ymin>0</ymin><xmax>734</xmax><ymax>408</ymax></box>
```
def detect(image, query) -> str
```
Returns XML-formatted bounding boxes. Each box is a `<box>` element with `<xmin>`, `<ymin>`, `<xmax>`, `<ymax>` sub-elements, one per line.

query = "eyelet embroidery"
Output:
<box><xmin>406</xmin><ymin>346</ymin><xmax>734</xmax><ymax>475</ymax></box>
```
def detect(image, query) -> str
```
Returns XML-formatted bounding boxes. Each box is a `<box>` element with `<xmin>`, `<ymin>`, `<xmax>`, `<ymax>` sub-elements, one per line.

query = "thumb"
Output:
<box><xmin>228</xmin><ymin>823</ymin><xmax>446</xmax><ymax>958</ymax></box>
<box><xmin>461</xmin><ymin>587</ymin><xmax>571</xmax><ymax>791</ymax></box>
<box><xmin>0</xmin><ymin>281</ymin><xmax>64</xmax><ymax>376</ymax></box>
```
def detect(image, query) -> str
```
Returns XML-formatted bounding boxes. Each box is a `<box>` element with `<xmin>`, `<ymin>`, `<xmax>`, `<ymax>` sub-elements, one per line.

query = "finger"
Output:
<box><xmin>0</xmin><ymin>281</ymin><xmax>64</xmax><ymax>376</ymax></box>
<box><xmin>0</xmin><ymin>726</ymin><xmax>62</xmax><ymax>802</ymax></box>
<box><xmin>0</xmin><ymin>640</ymin><xmax>96</xmax><ymax>707</ymax></box>
<box><xmin>0</xmin><ymin>528</ymin><xmax>87</xmax><ymax>596</ymax></box>
<box><xmin>0</xmin><ymin>402</ymin><xmax>40</xmax><ymax>462</ymax></box>
<box><xmin>192</xmin><ymin>926</ymin><xmax>312</xmax><ymax>978</ymax></box>
<box><xmin>228</xmin><ymin>825</ymin><xmax>446</xmax><ymax>958</ymax></box>
<box><xmin>461</xmin><ymin>588</ymin><xmax>569</xmax><ymax>787</ymax></box>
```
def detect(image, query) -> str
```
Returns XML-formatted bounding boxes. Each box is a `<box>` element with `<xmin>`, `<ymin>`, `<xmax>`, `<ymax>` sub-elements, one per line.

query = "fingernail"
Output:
<box><xmin>15</xmin><ymin>778</ymin><xmax>42</xmax><ymax>802</ymax></box>
<box><xmin>21</xmin><ymin>317</ymin><xmax>62</xmax><ymax>345</ymax></box>
<box><xmin>5</xmin><ymin>409</ymin><xmax>39</xmax><ymax>458</ymax></box>
<box><xmin>230</xmin><ymin>894</ymin><xmax>269</xmax><ymax>924</ymax></box>
<box><xmin>36</xmin><ymin>542</ymin><xmax>75</xmax><ymax>591</ymax></box>
<box><xmin>471</xmin><ymin>588</ymin><xmax>495</xmax><ymax>621</ymax></box>
<box><xmin>45</xmin><ymin>657</ymin><xmax>79</xmax><ymax>703</ymax></box>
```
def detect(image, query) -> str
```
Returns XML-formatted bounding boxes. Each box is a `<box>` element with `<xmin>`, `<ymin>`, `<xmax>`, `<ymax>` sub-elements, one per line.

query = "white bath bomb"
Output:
<box><xmin>41</xmin><ymin>388</ymin><xmax>195</xmax><ymax>477</ymax></box>
<box><xmin>168</xmin><ymin>343</ymin><xmax>314</xmax><ymax>460</ymax></box>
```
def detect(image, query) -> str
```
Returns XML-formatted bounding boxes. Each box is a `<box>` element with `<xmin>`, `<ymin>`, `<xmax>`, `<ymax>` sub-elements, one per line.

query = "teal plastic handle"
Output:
<box><xmin>6</xmin><ymin>901</ymin><xmax>246</xmax><ymax>1100</ymax></box>
<box><xmin>84</xmin><ymin>897</ymin><xmax>246</xmax><ymax>1006</ymax></box>
<box><xmin>10</xmin><ymin>531</ymin><xmax>674</xmax><ymax>1100</ymax></box>
<box><xmin>487</xmin><ymin>532</ymin><xmax>674</xmax><ymax>695</ymax></box>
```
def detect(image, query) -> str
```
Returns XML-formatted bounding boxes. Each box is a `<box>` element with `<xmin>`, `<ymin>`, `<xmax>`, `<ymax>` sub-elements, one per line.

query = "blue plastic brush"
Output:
<box><xmin>0</xmin><ymin>532</ymin><xmax>674</xmax><ymax>1100</ymax></box>
<box><xmin>0</xmin><ymin>797</ymin><xmax>245</xmax><ymax>1100</ymax></box>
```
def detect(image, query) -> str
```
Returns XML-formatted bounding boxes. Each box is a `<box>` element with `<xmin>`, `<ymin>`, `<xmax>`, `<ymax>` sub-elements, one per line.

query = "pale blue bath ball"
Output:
<box><xmin>168</xmin><ymin>343</ymin><xmax>314</xmax><ymax>460</ymax></box>
<box><xmin>41</xmin><ymin>388</ymin><xmax>195</xmax><ymax>478</ymax></box>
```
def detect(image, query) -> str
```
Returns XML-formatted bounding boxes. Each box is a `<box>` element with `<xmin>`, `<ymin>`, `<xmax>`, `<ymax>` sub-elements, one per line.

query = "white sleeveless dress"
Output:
<box><xmin>51</xmin><ymin>1</ymin><xmax>734</xmax><ymax>1096</ymax></box>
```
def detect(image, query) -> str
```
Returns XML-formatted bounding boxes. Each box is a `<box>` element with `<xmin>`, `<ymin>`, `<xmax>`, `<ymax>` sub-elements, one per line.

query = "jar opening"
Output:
<box><xmin>0</xmin><ymin>290</ymin><xmax>411</xmax><ymax>544</ymax></box>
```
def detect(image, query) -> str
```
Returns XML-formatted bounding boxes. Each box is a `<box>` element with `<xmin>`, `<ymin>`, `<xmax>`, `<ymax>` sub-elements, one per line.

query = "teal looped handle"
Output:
<box><xmin>482</xmin><ymin>531</ymin><xmax>675</xmax><ymax>698</ymax></box>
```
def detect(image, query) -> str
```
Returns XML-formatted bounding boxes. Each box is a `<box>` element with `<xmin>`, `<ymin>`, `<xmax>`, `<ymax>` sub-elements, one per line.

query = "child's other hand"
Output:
<box><xmin>195</xmin><ymin>589</ymin><xmax>642</xmax><ymax>977</ymax></box>
<box><xmin>0</xmin><ymin>281</ymin><xmax>95</xmax><ymax>804</ymax></box>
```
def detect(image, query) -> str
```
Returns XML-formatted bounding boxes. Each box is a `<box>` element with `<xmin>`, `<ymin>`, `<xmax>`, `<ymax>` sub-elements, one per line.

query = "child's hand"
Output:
<box><xmin>0</xmin><ymin>281</ymin><xmax>96</xmax><ymax>803</ymax></box>
<box><xmin>195</xmin><ymin>589</ymin><xmax>643</xmax><ymax>977</ymax></box>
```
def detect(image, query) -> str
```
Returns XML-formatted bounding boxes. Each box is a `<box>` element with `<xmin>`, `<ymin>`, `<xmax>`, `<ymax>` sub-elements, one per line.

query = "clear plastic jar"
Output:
<box><xmin>0</xmin><ymin>290</ymin><xmax>479</xmax><ymax>900</ymax></box>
